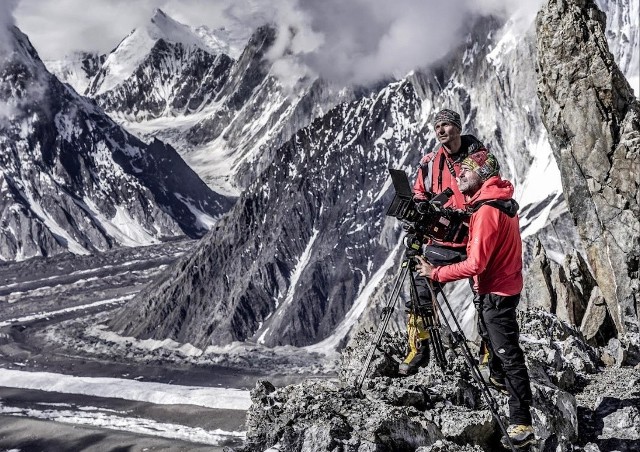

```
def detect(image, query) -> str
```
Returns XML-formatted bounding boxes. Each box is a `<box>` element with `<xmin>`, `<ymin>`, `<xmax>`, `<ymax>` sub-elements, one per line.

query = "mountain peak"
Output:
<box><xmin>89</xmin><ymin>10</ymin><xmax>215</xmax><ymax>95</ymax></box>
<box><xmin>151</xmin><ymin>8</ymin><xmax>167</xmax><ymax>20</ymax></box>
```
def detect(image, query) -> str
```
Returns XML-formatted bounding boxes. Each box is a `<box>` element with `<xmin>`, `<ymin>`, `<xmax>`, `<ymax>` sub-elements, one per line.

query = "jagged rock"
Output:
<box><xmin>241</xmin><ymin>378</ymin><xmax>440</xmax><ymax>452</ymax></box>
<box><xmin>415</xmin><ymin>440</ymin><xmax>483</xmax><ymax>452</ymax></box>
<box><xmin>520</xmin><ymin>309</ymin><xmax>599</xmax><ymax>387</ymax></box>
<box><xmin>522</xmin><ymin>241</ymin><xmax>599</xmax><ymax>332</ymax></box>
<box><xmin>530</xmin><ymin>383</ymin><xmax>578</xmax><ymax>450</ymax></box>
<box><xmin>601</xmin><ymin>337</ymin><xmax>627</xmax><ymax>367</ymax></box>
<box><xmin>575</xmin><ymin>365</ymin><xmax>640</xmax><ymax>450</ymax></box>
<box><xmin>426</xmin><ymin>407</ymin><xmax>494</xmax><ymax>448</ymax></box>
<box><xmin>600</xmin><ymin>405</ymin><xmax>640</xmax><ymax>441</ymax></box>
<box><xmin>554</xmin><ymin>251</ymin><xmax>593</xmax><ymax>326</ymax></box>
<box><xmin>536</xmin><ymin>0</ymin><xmax>640</xmax><ymax>362</ymax></box>
<box><xmin>581</xmin><ymin>286</ymin><xmax>617</xmax><ymax>347</ymax></box>
<box><xmin>522</xmin><ymin>239</ymin><xmax>556</xmax><ymax>312</ymax></box>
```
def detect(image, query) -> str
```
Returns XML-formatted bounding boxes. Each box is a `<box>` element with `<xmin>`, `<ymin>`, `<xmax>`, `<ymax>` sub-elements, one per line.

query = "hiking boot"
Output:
<box><xmin>489</xmin><ymin>375</ymin><xmax>508</xmax><ymax>395</ymax></box>
<box><xmin>398</xmin><ymin>342</ymin><xmax>430</xmax><ymax>375</ymax></box>
<box><xmin>399</xmin><ymin>314</ymin><xmax>431</xmax><ymax>376</ymax></box>
<box><xmin>501</xmin><ymin>424</ymin><xmax>535</xmax><ymax>449</ymax></box>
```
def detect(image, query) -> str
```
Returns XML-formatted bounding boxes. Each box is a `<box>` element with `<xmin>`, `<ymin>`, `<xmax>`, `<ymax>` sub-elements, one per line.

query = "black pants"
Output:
<box><xmin>477</xmin><ymin>293</ymin><xmax>532</xmax><ymax>425</ymax></box>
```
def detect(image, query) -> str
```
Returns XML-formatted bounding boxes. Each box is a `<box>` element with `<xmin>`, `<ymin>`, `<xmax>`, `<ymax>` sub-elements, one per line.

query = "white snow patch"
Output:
<box><xmin>514</xmin><ymin>131</ymin><xmax>562</xmax><ymax>208</ymax></box>
<box><xmin>278</xmin><ymin>228</ymin><xmax>320</xmax><ymax>314</ymax></box>
<box><xmin>0</xmin><ymin>295</ymin><xmax>135</xmax><ymax>327</ymax></box>
<box><xmin>0</xmin><ymin>369</ymin><xmax>251</xmax><ymax>411</ymax></box>
<box><xmin>0</xmin><ymin>403</ymin><xmax>246</xmax><ymax>445</ymax></box>
<box><xmin>175</xmin><ymin>193</ymin><xmax>217</xmax><ymax>230</ymax></box>
<box><xmin>81</xmin><ymin>198</ymin><xmax>159</xmax><ymax>246</ymax></box>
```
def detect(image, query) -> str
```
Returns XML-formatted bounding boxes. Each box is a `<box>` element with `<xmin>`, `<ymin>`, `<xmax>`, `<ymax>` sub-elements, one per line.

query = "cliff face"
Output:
<box><xmin>536</xmin><ymin>0</ymin><xmax>639</xmax><ymax>353</ymax></box>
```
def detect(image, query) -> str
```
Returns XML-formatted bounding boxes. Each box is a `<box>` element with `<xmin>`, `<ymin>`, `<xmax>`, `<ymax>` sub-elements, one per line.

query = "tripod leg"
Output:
<box><xmin>355</xmin><ymin>262</ymin><xmax>409</xmax><ymax>391</ymax></box>
<box><xmin>428</xmin><ymin>320</ymin><xmax>448</xmax><ymax>369</ymax></box>
<box><xmin>398</xmin><ymin>270</ymin><xmax>435</xmax><ymax>375</ymax></box>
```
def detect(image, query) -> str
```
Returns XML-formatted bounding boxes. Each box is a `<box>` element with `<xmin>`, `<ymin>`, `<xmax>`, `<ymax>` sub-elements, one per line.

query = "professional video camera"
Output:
<box><xmin>386</xmin><ymin>169</ymin><xmax>469</xmax><ymax>244</ymax></box>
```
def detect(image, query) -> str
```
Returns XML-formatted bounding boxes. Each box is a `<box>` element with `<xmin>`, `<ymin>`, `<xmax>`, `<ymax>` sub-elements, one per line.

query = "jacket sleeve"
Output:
<box><xmin>413</xmin><ymin>152</ymin><xmax>434</xmax><ymax>200</ymax></box>
<box><xmin>431</xmin><ymin>205</ymin><xmax>500</xmax><ymax>282</ymax></box>
<box><xmin>413</xmin><ymin>165</ymin><xmax>429</xmax><ymax>200</ymax></box>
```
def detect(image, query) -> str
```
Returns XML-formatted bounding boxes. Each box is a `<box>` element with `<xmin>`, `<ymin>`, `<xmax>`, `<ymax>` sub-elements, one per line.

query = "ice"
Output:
<box><xmin>0</xmin><ymin>369</ymin><xmax>251</xmax><ymax>411</ymax></box>
<box><xmin>0</xmin><ymin>295</ymin><xmax>135</xmax><ymax>327</ymax></box>
<box><xmin>0</xmin><ymin>402</ymin><xmax>246</xmax><ymax>446</ymax></box>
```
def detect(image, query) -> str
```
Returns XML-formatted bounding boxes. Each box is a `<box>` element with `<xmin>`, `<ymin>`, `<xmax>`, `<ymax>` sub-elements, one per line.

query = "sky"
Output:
<box><xmin>6</xmin><ymin>0</ymin><xmax>542</xmax><ymax>86</ymax></box>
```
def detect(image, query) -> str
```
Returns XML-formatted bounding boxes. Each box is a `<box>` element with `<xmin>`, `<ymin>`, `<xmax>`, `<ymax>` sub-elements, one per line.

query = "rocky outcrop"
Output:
<box><xmin>523</xmin><ymin>239</ymin><xmax>599</xmax><ymax>328</ymax></box>
<box><xmin>236</xmin><ymin>309</ymin><xmax>618</xmax><ymax>452</ymax></box>
<box><xmin>536</xmin><ymin>0</ymin><xmax>640</xmax><ymax>362</ymax></box>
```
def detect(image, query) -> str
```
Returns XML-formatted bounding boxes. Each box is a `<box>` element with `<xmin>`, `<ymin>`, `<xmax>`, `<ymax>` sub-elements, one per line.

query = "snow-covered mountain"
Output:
<box><xmin>0</xmin><ymin>25</ymin><xmax>231</xmax><ymax>261</ymax></box>
<box><xmin>110</xmin><ymin>0</ymin><xmax>638</xmax><ymax>350</ymax></box>
<box><xmin>45</xmin><ymin>51</ymin><xmax>105</xmax><ymax>96</ymax></box>
<box><xmin>86</xmin><ymin>9</ymin><xmax>232</xmax><ymax>98</ymax></box>
<box><xmin>109</xmin><ymin>9</ymin><xmax>568</xmax><ymax>348</ymax></box>
<box><xmin>60</xmin><ymin>11</ymin><xmax>348</xmax><ymax>196</ymax></box>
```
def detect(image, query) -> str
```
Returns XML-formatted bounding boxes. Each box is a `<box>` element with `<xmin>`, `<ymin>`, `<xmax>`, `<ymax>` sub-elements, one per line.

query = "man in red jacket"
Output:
<box><xmin>400</xmin><ymin>108</ymin><xmax>485</xmax><ymax>376</ymax></box>
<box><xmin>415</xmin><ymin>151</ymin><xmax>534</xmax><ymax>449</ymax></box>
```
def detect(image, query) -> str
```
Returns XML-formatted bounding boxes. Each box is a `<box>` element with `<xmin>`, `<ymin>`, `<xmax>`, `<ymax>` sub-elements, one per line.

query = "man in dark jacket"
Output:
<box><xmin>415</xmin><ymin>151</ymin><xmax>535</xmax><ymax>448</ymax></box>
<box><xmin>400</xmin><ymin>108</ymin><xmax>485</xmax><ymax>375</ymax></box>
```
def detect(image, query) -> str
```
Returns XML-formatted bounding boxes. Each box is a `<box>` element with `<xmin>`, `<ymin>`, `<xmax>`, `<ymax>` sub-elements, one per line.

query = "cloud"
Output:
<box><xmin>263</xmin><ymin>0</ymin><xmax>544</xmax><ymax>85</ymax></box>
<box><xmin>0</xmin><ymin>0</ymin><xmax>19</xmax><ymax>58</ymax></box>
<box><xmin>12</xmin><ymin>0</ymin><xmax>542</xmax><ymax>85</ymax></box>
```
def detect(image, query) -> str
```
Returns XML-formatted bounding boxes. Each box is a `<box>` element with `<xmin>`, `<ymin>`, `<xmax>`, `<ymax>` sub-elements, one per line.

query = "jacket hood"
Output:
<box><xmin>467</xmin><ymin>176</ymin><xmax>519</xmax><ymax>217</ymax></box>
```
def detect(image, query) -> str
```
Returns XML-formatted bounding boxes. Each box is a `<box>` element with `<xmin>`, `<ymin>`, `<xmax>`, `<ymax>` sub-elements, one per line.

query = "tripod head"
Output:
<box><xmin>401</xmin><ymin>227</ymin><xmax>425</xmax><ymax>271</ymax></box>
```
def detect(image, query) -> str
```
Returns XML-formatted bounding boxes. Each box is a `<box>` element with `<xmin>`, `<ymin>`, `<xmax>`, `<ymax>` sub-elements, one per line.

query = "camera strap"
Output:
<box><xmin>438</xmin><ymin>152</ymin><xmax>461</xmax><ymax>192</ymax></box>
<box><xmin>437</xmin><ymin>154</ymin><xmax>446</xmax><ymax>191</ymax></box>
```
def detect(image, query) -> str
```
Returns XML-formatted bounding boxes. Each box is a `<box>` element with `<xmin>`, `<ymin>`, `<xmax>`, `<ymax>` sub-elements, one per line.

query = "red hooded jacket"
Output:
<box><xmin>430</xmin><ymin>176</ymin><xmax>523</xmax><ymax>296</ymax></box>
<box><xmin>414</xmin><ymin>135</ymin><xmax>486</xmax><ymax>248</ymax></box>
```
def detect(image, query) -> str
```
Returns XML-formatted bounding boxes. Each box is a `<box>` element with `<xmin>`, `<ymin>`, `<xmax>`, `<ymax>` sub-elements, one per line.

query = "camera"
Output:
<box><xmin>386</xmin><ymin>169</ymin><xmax>469</xmax><ymax>244</ymax></box>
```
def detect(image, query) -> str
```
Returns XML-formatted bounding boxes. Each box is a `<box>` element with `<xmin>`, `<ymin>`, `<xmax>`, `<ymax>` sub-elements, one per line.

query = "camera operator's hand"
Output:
<box><xmin>415</xmin><ymin>255</ymin><xmax>435</xmax><ymax>278</ymax></box>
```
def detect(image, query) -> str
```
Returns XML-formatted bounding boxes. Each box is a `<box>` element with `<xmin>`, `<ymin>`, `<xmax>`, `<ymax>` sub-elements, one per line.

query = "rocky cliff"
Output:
<box><xmin>536</xmin><ymin>0</ymin><xmax>639</xmax><ymax>363</ymax></box>
<box><xmin>238</xmin><ymin>309</ymin><xmax>639</xmax><ymax>451</ymax></box>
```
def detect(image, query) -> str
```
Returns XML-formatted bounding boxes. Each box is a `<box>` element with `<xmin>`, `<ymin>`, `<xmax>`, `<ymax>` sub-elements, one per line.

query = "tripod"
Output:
<box><xmin>355</xmin><ymin>246</ymin><xmax>447</xmax><ymax>390</ymax></box>
<box><xmin>354</xmin><ymin>248</ymin><xmax>518</xmax><ymax>452</ymax></box>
